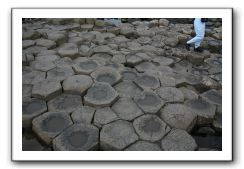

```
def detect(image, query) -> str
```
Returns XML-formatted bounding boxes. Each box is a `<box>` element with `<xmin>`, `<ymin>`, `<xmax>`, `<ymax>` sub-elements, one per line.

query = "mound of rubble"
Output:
<box><xmin>22</xmin><ymin>18</ymin><xmax>222</xmax><ymax>151</ymax></box>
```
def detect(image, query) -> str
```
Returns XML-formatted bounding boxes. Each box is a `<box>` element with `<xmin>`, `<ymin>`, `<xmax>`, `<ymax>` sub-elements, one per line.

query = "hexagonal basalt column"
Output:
<box><xmin>91</xmin><ymin>67</ymin><xmax>122</xmax><ymax>86</ymax></box>
<box><xmin>125</xmin><ymin>141</ymin><xmax>161</xmax><ymax>151</ymax></box>
<box><xmin>48</xmin><ymin>94</ymin><xmax>82</xmax><ymax>114</ymax></box>
<box><xmin>112</xmin><ymin>98</ymin><xmax>143</xmax><ymax>121</ymax></box>
<box><xmin>120</xmin><ymin>69</ymin><xmax>138</xmax><ymax>81</ymax></box>
<box><xmin>133</xmin><ymin>114</ymin><xmax>170</xmax><ymax>142</ymax></box>
<box><xmin>32</xmin><ymin>111</ymin><xmax>73</xmax><ymax>145</ymax></box>
<box><xmin>71</xmin><ymin>106</ymin><xmax>95</xmax><ymax>124</ymax></box>
<box><xmin>100</xmin><ymin>120</ymin><xmax>138</xmax><ymax>150</ymax></box>
<box><xmin>160</xmin><ymin>104</ymin><xmax>197</xmax><ymax>132</ymax></box>
<box><xmin>161</xmin><ymin>129</ymin><xmax>198</xmax><ymax>151</ymax></box>
<box><xmin>84</xmin><ymin>82</ymin><xmax>119</xmax><ymax>107</ymax></box>
<box><xmin>31</xmin><ymin>79</ymin><xmax>62</xmax><ymax>101</ymax></box>
<box><xmin>152</xmin><ymin>56</ymin><xmax>174</xmax><ymax>66</ymax></box>
<box><xmin>22</xmin><ymin>98</ymin><xmax>47</xmax><ymax>128</ymax></box>
<box><xmin>134</xmin><ymin>90</ymin><xmax>164</xmax><ymax>114</ymax></box>
<box><xmin>156</xmin><ymin>87</ymin><xmax>184</xmax><ymax>103</ymax></box>
<box><xmin>53</xmin><ymin>123</ymin><xmax>99</xmax><ymax>151</ymax></box>
<box><xmin>200</xmin><ymin>89</ymin><xmax>222</xmax><ymax>106</ymax></box>
<box><xmin>185</xmin><ymin>99</ymin><xmax>216</xmax><ymax>126</ymax></box>
<box><xmin>126</xmin><ymin>54</ymin><xmax>143</xmax><ymax>67</ymax></box>
<box><xmin>93</xmin><ymin>107</ymin><xmax>118</xmax><ymax>127</ymax></box>
<box><xmin>57</xmin><ymin>43</ymin><xmax>80</xmax><ymax>59</ymax></box>
<box><xmin>134</xmin><ymin>74</ymin><xmax>160</xmax><ymax>90</ymax></box>
<box><xmin>46</xmin><ymin>67</ymin><xmax>74</xmax><ymax>82</ymax></box>
<box><xmin>63</xmin><ymin>75</ymin><xmax>93</xmax><ymax>96</ymax></box>
<box><xmin>30</xmin><ymin>60</ymin><xmax>56</xmax><ymax>72</ymax></box>
<box><xmin>114</xmin><ymin>80</ymin><xmax>142</xmax><ymax>98</ymax></box>
<box><xmin>72</xmin><ymin>58</ymin><xmax>100</xmax><ymax>75</ymax></box>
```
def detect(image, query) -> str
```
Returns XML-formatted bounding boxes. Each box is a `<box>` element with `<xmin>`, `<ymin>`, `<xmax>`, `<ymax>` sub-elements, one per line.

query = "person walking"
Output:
<box><xmin>186</xmin><ymin>18</ymin><xmax>208</xmax><ymax>52</ymax></box>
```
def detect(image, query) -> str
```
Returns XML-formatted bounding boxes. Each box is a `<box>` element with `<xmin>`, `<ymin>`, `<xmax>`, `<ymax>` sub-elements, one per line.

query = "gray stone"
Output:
<box><xmin>68</xmin><ymin>36</ymin><xmax>84</xmax><ymax>45</ymax></box>
<box><xmin>57</xmin><ymin>43</ymin><xmax>79</xmax><ymax>59</ymax></box>
<box><xmin>22</xmin><ymin>137</ymin><xmax>44</xmax><ymax>151</ymax></box>
<box><xmin>30</xmin><ymin>60</ymin><xmax>56</xmax><ymax>72</ymax></box>
<box><xmin>159</xmin><ymin>19</ymin><xmax>169</xmax><ymax>27</ymax></box>
<box><xmin>22</xmin><ymin>84</ymin><xmax>32</xmax><ymax>101</ymax></box>
<box><xmin>156</xmin><ymin>87</ymin><xmax>184</xmax><ymax>103</ymax></box>
<box><xmin>73</xmin><ymin>58</ymin><xmax>100</xmax><ymax>75</ymax></box>
<box><xmin>53</xmin><ymin>123</ymin><xmax>99</xmax><ymax>151</ymax></box>
<box><xmin>71</xmin><ymin>106</ymin><xmax>96</xmax><ymax>124</ymax></box>
<box><xmin>111</xmin><ymin>54</ymin><xmax>126</xmax><ymax>64</ymax></box>
<box><xmin>160</xmin><ymin>104</ymin><xmax>197</xmax><ymax>132</ymax></box>
<box><xmin>112</xmin><ymin>98</ymin><xmax>143</xmax><ymax>121</ymax></box>
<box><xmin>35</xmin><ymin>38</ymin><xmax>56</xmax><ymax>49</ymax></box>
<box><xmin>23</xmin><ymin>30</ymin><xmax>41</xmax><ymax>40</ymax></box>
<box><xmin>197</xmin><ymin>127</ymin><xmax>215</xmax><ymax>135</ymax></box>
<box><xmin>23</xmin><ymin>46</ymin><xmax>48</xmax><ymax>56</ymax></box>
<box><xmin>63</xmin><ymin>75</ymin><xmax>93</xmax><ymax>95</ymax></box>
<box><xmin>126</xmin><ymin>54</ymin><xmax>143</xmax><ymax>67</ymax></box>
<box><xmin>134</xmin><ymin>90</ymin><xmax>164</xmax><ymax>114</ymax></box>
<box><xmin>134</xmin><ymin>74</ymin><xmax>160</xmax><ymax>90</ymax></box>
<box><xmin>152</xmin><ymin>56</ymin><xmax>174</xmax><ymax>66</ymax></box>
<box><xmin>133</xmin><ymin>114</ymin><xmax>170</xmax><ymax>142</ymax></box>
<box><xmin>93</xmin><ymin>107</ymin><xmax>118</xmax><ymax>127</ymax></box>
<box><xmin>185</xmin><ymin>99</ymin><xmax>216</xmax><ymax>126</ymax></box>
<box><xmin>120</xmin><ymin>69</ymin><xmax>138</xmax><ymax>81</ymax></box>
<box><xmin>137</xmin><ymin>36</ymin><xmax>152</xmax><ymax>45</ymax></box>
<box><xmin>164</xmin><ymin>37</ymin><xmax>179</xmax><ymax>47</ymax></box>
<box><xmin>31</xmin><ymin>79</ymin><xmax>62</xmax><ymax>101</ymax></box>
<box><xmin>22</xmin><ymin>98</ymin><xmax>47</xmax><ymax>128</ymax></box>
<box><xmin>37</xmin><ymin>50</ymin><xmax>57</xmax><ymax>57</ymax></box>
<box><xmin>91</xmin><ymin>67</ymin><xmax>122</xmax><ymax>86</ymax></box>
<box><xmin>22</xmin><ymin>70</ymin><xmax>46</xmax><ymax>85</ymax></box>
<box><xmin>159</xmin><ymin>75</ymin><xmax>176</xmax><ymax>87</ymax></box>
<box><xmin>92</xmin><ymin>45</ymin><xmax>113</xmax><ymax>55</ymax></box>
<box><xmin>84</xmin><ymin>82</ymin><xmax>119</xmax><ymax>107</ymax></box>
<box><xmin>35</xmin><ymin>55</ymin><xmax>60</xmax><ymax>62</ymax></box>
<box><xmin>200</xmin><ymin>89</ymin><xmax>222</xmax><ymax>106</ymax></box>
<box><xmin>199</xmin><ymin>76</ymin><xmax>221</xmax><ymax>90</ymax></box>
<box><xmin>48</xmin><ymin>94</ymin><xmax>82</xmax><ymax>114</ymax></box>
<box><xmin>105</xmin><ymin>62</ymin><xmax>125</xmax><ymax>72</ymax></box>
<box><xmin>80</xmin><ymin>24</ymin><xmax>94</xmax><ymax>31</ymax></box>
<box><xmin>114</xmin><ymin>80</ymin><xmax>142</xmax><ymax>98</ymax></box>
<box><xmin>32</xmin><ymin>111</ymin><xmax>73</xmax><ymax>145</ymax></box>
<box><xmin>135</xmin><ymin>62</ymin><xmax>157</xmax><ymax>73</ymax></box>
<box><xmin>46</xmin><ymin>32</ymin><xmax>67</xmax><ymax>46</ymax></box>
<box><xmin>79</xmin><ymin>45</ymin><xmax>93</xmax><ymax>57</ymax></box>
<box><xmin>212</xmin><ymin>114</ymin><xmax>222</xmax><ymax>132</ymax></box>
<box><xmin>187</xmin><ymin>53</ymin><xmax>204</xmax><ymax>65</ymax></box>
<box><xmin>54</xmin><ymin>57</ymin><xmax>74</xmax><ymax>68</ymax></box>
<box><xmin>100</xmin><ymin>120</ymin><xmax>138</xmax><ymax>150</ymax></box>
<box><xmin>125</xmin><ymin>141</ymin><xmax>161</xmax><ymax>151</ymax></box>
<box><xmin>107</xmin><ymin>27</ymin><xmax>120</xmax><ymax>35</ymax></box>
<box><xmin>179</xmin><ymin>87</ymin><xmax>198</xmax><ymax>100</ymax></box>
<box><xmin>46</xmin><ymin>67</ymin><xmax>74</xmax><ymax>82</ymax></box>
<box><xmin>22</xmin><ymin>40</ymin><xmax>35</xmax><ymax>49</ymax></box>
<box><xmin>161</xmin><ymin>129</ymin><xmax>198</xmax><ymax>151</ymax></box>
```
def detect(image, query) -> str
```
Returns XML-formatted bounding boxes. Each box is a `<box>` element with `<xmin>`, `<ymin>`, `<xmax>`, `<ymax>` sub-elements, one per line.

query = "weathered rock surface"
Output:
<box><xmin>114</xmin><ymin>80</ymin><xmax>142</xmax><ymax>98</ymax></box>
<box><xmin>156</xmin><ymin>87</ymin><xmax>184</xmax><ymax>103</ymax></box>
<box><xmin>125</xmin><ymin>141</ymin><xmax>161</xmax><ymax>151</ymax></box>
<box><xmin>71</xmin><ymin>106</ymin><xmax>96</xmax><ymax>124</ymax></box>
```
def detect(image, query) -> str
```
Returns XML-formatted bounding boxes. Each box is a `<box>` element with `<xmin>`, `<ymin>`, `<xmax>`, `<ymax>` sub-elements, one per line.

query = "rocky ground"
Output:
<box><xmin>22</xmin><ymin>18</ymin><xmax>222</xmax><ymax>151</ymax></box>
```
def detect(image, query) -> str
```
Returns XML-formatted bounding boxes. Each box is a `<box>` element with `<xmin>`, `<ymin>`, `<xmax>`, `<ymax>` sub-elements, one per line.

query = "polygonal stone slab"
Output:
<box><xmin>133</xmin><ymin>114</ymin><xmax>170</xmax><ymax>142</ymax></box>
<box><xmin>22</xmin><ymin>98</ymin><xmax>47</xmax><ymax>128</ymax></box>
<box><xmin>57</xmin><ymin>43</ymin><xmax>79</xmax><ymax>59</ymax></box>
<box><xmin>212</xmin><ymin>114</ymin><xmax>222</xmax><ymax>132</ymax></box>
<box><xmin>46</xmin><ymin>67</ymin><xmax>74</xmax><ymax>82</ymax></box>
<box><xmin>48</xmin><ymin>94</ymin><xmax>82</xmax><ymax>114</ymax></box>
<box><xmin>159</xmin><ymin>75</ymin><xmax>176</xmax><ymax>87</ymax></box>
<box><xmin>31</xmin><ymin>79</ymin><xmax>62</xmax><ymax>101</ymax></box>
<box><xmin>84</xmin><ymin>82</ymin><xmax>119</xmax><ymax>107</ymax></box>
<box><xmin>35</xmin><ymin>55</ymin><xmax>60</xmax><ymax>62</ymax></box>
<box><xmin>23</xmin><ymin>69</ymin><xmax>46</xmax><ymax>85</ymax></box>
<box><xmin>112</xmin><ymin>98</ymin><xmax>143</xmax><ymax>121</ymax></box>
<box><xmin>63</xmin><ymin>75</ymin><xmax>93</xmax><ymax>96</ymax></box>
<box><xmin>200</xmin><ymin>89</ymin><xmax>222</xmax><ymax>106</ymax></box>
<box><xmin>71</xmin><ymin>106</ymin><xmax>95</xmax><ymax>124</ymax></box>
<box><xmin>161</xmin><ymin>129</ymin><xmax>198</xmax><ymax>151</ymax></box>
<box><xmin>30</xmin><ymin>60</ymin><xmax>56</xmax><ymax>72</ymax></box>
<box><xmin>126</xmin><ymin>54</ymin><xmax>143</xmax><ymax>67</ymax></box>
<box><xmin>135</xmin><ymin>62</ymin><xmax>157</xmax><ymax>73</ymax></box>
<box><xmin>22</xmin><ymin>40</ymin><xmax>35</xmax><ymax>49</ymax></box>
<box><xmin>46</xmin><ymin>31</ymin><xmax>67</xmax><ymax>46</ymax></box>
<box><xmin>134</xmin><ymin>74</ymin><xmax>160</xmax><ymax>90</ymax></box>
<box><xmin>53</xmin><ymin>123</ymin><xmax>99</xmax><ymax>151</ymax></box>
<box><xmin>185</xmin><ymin>99</ymin><xmax>216</xmax><ymax>126</ymax></box>
<box><xmin>114</xmin><ymin>80</ymin><xmax>142</xmax><ymax>98</ymax></box>
<box><xmin>93</xmin><ymin>107</ymin><xmax>118</xmax><ymax>127</ymax></box>
<box><xmin>156</xmin><ymin>87</ymin><xmax>184</xmax><ymax>103</ymax></box>
<box><xmin>91</xmin><ymin>67</ymin><xmax>122</xmax><ymax>86</ymax></box>
<box><xmin>125</xmin><ymin>141</ymin><xmax>161</xmax><ymax>151</ymax></box>
<box><xmin>54</xmin><ymin>57</ymin><xmax>74</xmax><ymax>68</ymax></box>
<box><xmin>120</xmin><ymin>69</ymin><xmax>138</xmax><ymax>81</ymax></box>
<box><xmin>100</xmin><ymin>120</ymin><xmax>138</xmax><ymax>150</ymax></box>
<box><xmin>160</xmin><ymin>104</ymin><xmax>197</xmax><ymax>132</ymax></box>
<box><xmin>179</xmin><ymin>87</ymin><xmax>199</xmax><ymax>100</ymax></box>
<box><xmin>72</xmin><ymin>58</ymin><xmax>100</xmax><ymax>75</ymax></box>
<box><xmin>22</xmin><ymin>137</ymin><xmax>44</xmax><ymax>151</ymax></box>
<box><xmin>152</xmin><ymin>56</ymin><xmax>174</xmax><ymax>66</ymax></box>
<box><xmin>134</xmin><ymin>90</ymin><xmax>164</xmax><ymax>114</ymax></box>
<box><xmin>35</xmin><ymin>38</ymin><xmax>56</xmax><ymax>49</ymax></box>
<box><xmin>32</xmin><ymin>111</ymin><xmax>73</xmax><ymax>145</ymax></box>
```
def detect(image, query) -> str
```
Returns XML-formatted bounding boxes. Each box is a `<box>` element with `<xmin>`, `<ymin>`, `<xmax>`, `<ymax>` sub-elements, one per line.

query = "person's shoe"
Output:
<box><xmin>194</xmin><ymin>47</ymin><xmax>203</xmax><ymax>52</ymax></box>
<box><xmin>186</xmin><ymin>44</ymin><xmax>190</xmax><ymax>51</ymax></box>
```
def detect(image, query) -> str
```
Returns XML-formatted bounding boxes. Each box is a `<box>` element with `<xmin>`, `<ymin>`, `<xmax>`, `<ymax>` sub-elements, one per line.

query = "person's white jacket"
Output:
<box><xmin>187</xmin><ymin>18</ymin><xmax>206</xmax><ymax>48</ymax></box>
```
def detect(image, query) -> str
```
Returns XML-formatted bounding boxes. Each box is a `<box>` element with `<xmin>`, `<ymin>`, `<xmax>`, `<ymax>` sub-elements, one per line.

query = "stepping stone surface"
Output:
<box><xmin>134</xmin><ymin>74</ymin><xmax>160</xmax><ymax>90</ymax></box>
<box><xmin>57</xmin><ymin>43</ymin><xmax>79</xmax><ymax>59</ymax></box>
<box><xmin>114</xmin><ymin>80</ymin><xmax>142</xmax><ymax>98</ymax></box>
<box><xmin>160</xmin><ymin>104</ymin><xmax>197</xmax><ymax>132</ymax></box>
<box><xmin>156</xmin><ymin>87</ymin><xmax>184</xmax><ymax>103</ymax></box>
<box><xmin>200</xmin><ymin>89</ymin><xmax>222</xmax><ymax>106</ymax></box>
<box><xmin>32</xmin><ymin>111</ymin><xmax>73</xmax><ymax>144</ymax></box>
<box><xmin>71</xmin><ymin>106</ymin><xmax>95</xmax><ymax>124</ymax></box>
<box><xmin>47</xmin><ymin>67</ymin><xmax>74</xmax><ymax>82</ymax></box>
<box><xmin>53</xmin><ymin>123</ymin><xmax>99</xmax><ymax>151</ymax></box>
<box><xmin>100</xmin><ymin>120</ymin><xmax>138</xmax><ymax>150</ymax></box>
<box><xmin>73</xmin><ymin>58</ymin><xmax>100</xmax><ymax>75</ymax></box>
<box><xmin>133</xmin><ymin>114</ymin><xmax>170</xmax><ymax>142</ymax></box>
<box><xmin>93</xmin><ymin>107</ymin><xmax>118</xmax><ymax>127</ymax></box>
<box><xmin>63</xmin><ymin>75</ymin><xmax>93</xmax><ymax>95</ymax></box>
<box><xmin>125</xmin><ymin>141</ymin><xmax>161</xmax><ymax>151</ymax></box>
<box><xmin>84</xmin><ymin>82</ymin><xmax>118</xmax><ymax>107</ymax></box>
<box><xmin>161</xmin><ymin>129</ymin><xmax>198</xmax><ymax>151</ymax></box>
